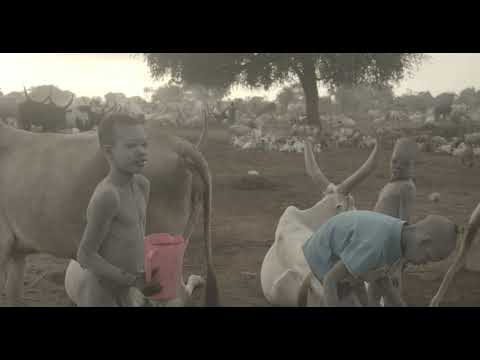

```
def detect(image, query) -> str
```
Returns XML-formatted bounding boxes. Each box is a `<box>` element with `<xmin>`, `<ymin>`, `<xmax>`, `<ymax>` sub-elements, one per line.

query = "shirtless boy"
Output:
<box><xmin>370</xmin><ymin>137</ymin><xmax>417</xmax><ymax>305</ymax></box>
<box><xmin>64</xmin><ymin>113</ymin><xmax>161</xmax><ymax>306</ymax></box>
<box><xmin>298</xmin><ymin>210</ymin><xmax>458</xmax><ymax>307</ymax></box>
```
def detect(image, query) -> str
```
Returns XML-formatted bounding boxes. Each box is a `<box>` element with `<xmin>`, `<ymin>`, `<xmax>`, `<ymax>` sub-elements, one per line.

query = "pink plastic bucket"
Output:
<box><xmin>144</xmin><ymin>233</ymin><xmax>186</xmax><ymax>300</ymax></box>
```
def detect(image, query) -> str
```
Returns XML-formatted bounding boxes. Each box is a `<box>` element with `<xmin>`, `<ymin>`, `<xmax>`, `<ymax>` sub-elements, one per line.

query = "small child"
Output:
<box><xmin>370</xmin><ymin>137</ymin><xmax>417</xmax><ymax>305</ymax></box>
<box><xmin>65</xmin><ymin>113</ymin><xmax>161</xmax><ymax>306</ymax></box>
<box><xmin>298</xmin><ymin>210</ymin><xmax>458</xmax><ymax>307</ymax></box>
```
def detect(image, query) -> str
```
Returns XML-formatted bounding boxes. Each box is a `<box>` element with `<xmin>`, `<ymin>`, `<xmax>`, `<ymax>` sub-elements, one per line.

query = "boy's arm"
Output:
<box><xmin>399</xmin><ymin>183</ymin><xmax>416</xmax><ymax>222</ymax></box>
<box><xmin>323</xmin><ymin>261</ymin><xmax>351</xmax><ymax>307</ymax></box>
<box><xmin>77</xmin><ymin>188</ymin><xmax>136</xmax><ymax>287</ymax></box>
<box><xmin>137</xmin><ymin>175</ymin><xmax>150</xmax><ymax>229</ymax></box>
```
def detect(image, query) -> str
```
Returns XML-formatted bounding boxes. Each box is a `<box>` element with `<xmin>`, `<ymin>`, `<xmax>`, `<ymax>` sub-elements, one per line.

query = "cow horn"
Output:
<box><xmin>337</xmin><ymin>139</ymin><xmax>379</xmax><ymax>195</ymax></box>
<box><xmin>63</xmin><ymin>94</ymin><xmax>74</xmax><ymax>110</ymax></box>
<box><xmin>48</xmin><ymin>86</ymin><xmax>54</xmax><ymax>103</ymax></box>
<box><xmin>23</xmin><ymin>86</ymin><xmax>33</xmax><ymax>102</ymax></box>
<box><xmin>196</xmin><ymin>108</ymin><xmax>209</xmax><ymax>150</ymax></box>
<box><xmin>304</xmin><ymin>140</ymin><xmax>330</xmax><ymax>190</ymax></box>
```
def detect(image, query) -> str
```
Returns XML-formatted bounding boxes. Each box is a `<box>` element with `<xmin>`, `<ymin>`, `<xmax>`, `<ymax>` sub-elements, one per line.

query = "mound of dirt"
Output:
<box><xmin>231</xmin><ymin>175</ymin><xmax>279</xmax><ymax>191</ymax></box>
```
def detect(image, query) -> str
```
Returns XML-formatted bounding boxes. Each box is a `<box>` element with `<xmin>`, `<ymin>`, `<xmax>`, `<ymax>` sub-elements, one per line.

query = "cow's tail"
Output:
<box><xmin>178</xmin><ymin>141</ymin><xmax>219</xmax><ymax>307</ymax></box>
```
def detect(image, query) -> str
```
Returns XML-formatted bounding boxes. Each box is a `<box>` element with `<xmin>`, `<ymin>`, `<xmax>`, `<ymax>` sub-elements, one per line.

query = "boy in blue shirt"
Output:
<box><xmin>299</xmin><ymin>210</ymin><xmax>458</xmax><ymax>307</ymax></box>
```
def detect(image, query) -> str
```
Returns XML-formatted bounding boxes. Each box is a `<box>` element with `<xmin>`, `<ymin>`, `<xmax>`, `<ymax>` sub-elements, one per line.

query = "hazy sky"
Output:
<box><xmin>0</xmin><ymin>53</ymin><xmax>479</xmax><ymax>100</ymax></box>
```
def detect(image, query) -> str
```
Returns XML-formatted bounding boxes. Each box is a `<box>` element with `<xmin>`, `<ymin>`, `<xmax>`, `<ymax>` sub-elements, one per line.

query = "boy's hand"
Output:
<box><xmin>133</xmin><ymin>270</ymin><xmax>163</xmax><ymax>297</ymax></box>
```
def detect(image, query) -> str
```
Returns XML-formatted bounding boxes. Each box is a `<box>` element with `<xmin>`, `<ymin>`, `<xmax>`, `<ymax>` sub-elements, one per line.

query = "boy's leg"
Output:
<box><xmin>366</xmin><ymin>280</ymin><xmax>384</xmax><ymax>307</ymax></box>
<box><xmin>351</xmin><ymin>282</ymin><xmax>369</xmax><ymax>307</ymax></box>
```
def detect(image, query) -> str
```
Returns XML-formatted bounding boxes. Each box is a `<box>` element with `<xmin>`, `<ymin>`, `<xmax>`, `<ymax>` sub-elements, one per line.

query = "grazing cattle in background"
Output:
<box><xmin>73</xmin><ymin>102</ymin><xmax>119</xmax><ymax>131</ymax></box>
<box><xmin>260</xmin><ymin>140</ymin><xmax>379</xmax><ymax>306</ymax></box>
<box><xmin>18</xmin><ymin>87</ymin><xmax>74</xmax><ymax>132</ymax></box>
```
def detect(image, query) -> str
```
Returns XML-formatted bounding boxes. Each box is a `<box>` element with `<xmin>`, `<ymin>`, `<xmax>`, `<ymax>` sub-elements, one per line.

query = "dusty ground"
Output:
<box><xmin>6</xmin><ymin>124</ymin><xmax>480</xmax><ymax>307</ymax></box>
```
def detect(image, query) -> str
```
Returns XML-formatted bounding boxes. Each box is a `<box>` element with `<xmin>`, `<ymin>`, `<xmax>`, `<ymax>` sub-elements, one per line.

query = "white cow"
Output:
<box><xmin>260</xmin><ymin>139</ymin><xmax>379</xmax><ymax>306</ymax></box>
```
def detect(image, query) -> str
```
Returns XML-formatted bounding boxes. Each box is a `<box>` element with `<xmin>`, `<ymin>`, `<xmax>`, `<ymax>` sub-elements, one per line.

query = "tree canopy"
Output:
<box><xmin>144</xmin><ymin>53</ymin><xmax>426</xmax><ymax>131</ymax></box>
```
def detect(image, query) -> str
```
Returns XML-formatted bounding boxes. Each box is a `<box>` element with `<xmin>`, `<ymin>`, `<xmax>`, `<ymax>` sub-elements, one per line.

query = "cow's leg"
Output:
<box><xmin>270</xmin><ymin>269</ymin><xmax>303</xmax><ymax>307</ymax></box>
<box><xmin>351</xmin><ymin>282</ymin><xmax>369</xmax><ymax>307</ymax></box>
<box><xmin>386</xmin><ymin>268</ymin><xmax>403</xmax><ymax>307</ymax></box>
<box><xmin>5</xmin><ymin>252</ymin><xmax>27</xmax><ymax>306</ymax></box>
<box><xmin>366</xmin><ymin>280</ymin><xmax>384</xmax><ymax>307</ymax></box>
<box><xmin>0</xmin><ymin>220</ymin><xmax>15</xmax><ymax>306</ymax></box>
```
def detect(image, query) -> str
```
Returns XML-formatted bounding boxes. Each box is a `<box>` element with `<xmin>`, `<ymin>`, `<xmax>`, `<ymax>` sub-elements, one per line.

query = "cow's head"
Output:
<box><xmin>22</xmin><ymin>86</ymin><xmax>74</xmax><ymax>131</ymax></box>
<box><xmin>303</xmin><ymin>138</ymin><xmax>379</xmax><ymax>219</ymax></box>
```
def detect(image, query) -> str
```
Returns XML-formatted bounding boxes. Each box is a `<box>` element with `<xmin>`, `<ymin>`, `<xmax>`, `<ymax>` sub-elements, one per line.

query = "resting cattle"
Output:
<box><xmin>0</xmin><ymin>113</ymin><xmax>218</xmax><ymax>306</ymax></box>
<box><xmin>17</xmin><ymin>87</ymin><xmax>74</xmax><ymax>132</ymax></box>
<box><xmin>260</xmin><ymin>140</ymin><xmax>379</xmax><ymax>306</ymax></box>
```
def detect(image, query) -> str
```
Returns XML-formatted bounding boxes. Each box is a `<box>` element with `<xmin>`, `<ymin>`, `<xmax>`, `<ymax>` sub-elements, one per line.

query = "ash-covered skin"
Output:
<box><xmin>298</xmin><ymin>212</ymin><xmax>457</xmax><ymax>307</ymax></box>
<box><xmin>369</xmin><ymin>137</ymin><xmax>418</xmax><ymax>306</ymax></box>
<box><xmin>67</xmin><ymin>115</ymin><xmax>161</xmax><ymax>306</ymax></box>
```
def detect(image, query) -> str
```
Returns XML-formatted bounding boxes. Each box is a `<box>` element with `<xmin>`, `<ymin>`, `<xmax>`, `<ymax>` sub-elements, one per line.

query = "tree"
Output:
<box><xmin>104</xmin><ymin>92</ymin><xmax>127</xmax><ymax>105</ymax></box>
<box><xmin>144</xmin><ymin>53</ymin><xmax>426</xmax><ymax>132</ymax></box>
<box><xmin>434</xmin><ymin>92</ymin><xmax>456</xmax><ymax>121</ymax></box>
<box><xmin>333</xmin><ymin>84</ymin><xmax>394</xmax><ymax>114</ymax></box>
<box><xmin>151</xmin><ymin>85</ymin><xmax>184</xmax><ymax>106</ymax></box>
<box><xmin>276</xmin><ymin>86</ymin><xmax>296</xmax><ymax>112</ymax></box>
<box><xmin>394</xmin><ymin>91</ymin><xmax>434</xmax><ymax>113</ymax></box>
<box><xmin>457</xmin><ymin>87</ymin><xmax>477</xmax><ymax>108</ymax></box>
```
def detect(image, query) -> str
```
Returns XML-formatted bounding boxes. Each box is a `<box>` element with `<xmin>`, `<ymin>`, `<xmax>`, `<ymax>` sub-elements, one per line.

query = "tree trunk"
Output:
<box><xmin>296</xmin><ymin>56</ymin><xmax>321</xmax><ymax>132</ymax></box>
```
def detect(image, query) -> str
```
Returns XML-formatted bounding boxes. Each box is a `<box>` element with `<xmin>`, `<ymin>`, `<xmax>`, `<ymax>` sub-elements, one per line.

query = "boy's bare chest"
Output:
<box><xmin>114</xmin><ymin>188</ymin><xmax>146</xmax><ymax>228</ymax></box>
<box><xmin>378</xmin><ymin>181</ymin><xmax>414</xmax><ymax>200</ymax></box>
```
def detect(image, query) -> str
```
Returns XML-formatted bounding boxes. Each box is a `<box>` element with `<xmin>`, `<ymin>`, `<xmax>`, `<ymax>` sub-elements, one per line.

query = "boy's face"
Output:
<box><xmin>390</xmin><ymin>153</ymin><xmax>411</xmax><ymax>180</ymax></box>
<box><xmin>410</xmin><ymin>220</ymin><xmax>457</xmax><ymax>265</ymax></box>
<box><xmin>105</xmin><ymin>124</ymin><xmax>148</xmax><ymax>174</ymax></box>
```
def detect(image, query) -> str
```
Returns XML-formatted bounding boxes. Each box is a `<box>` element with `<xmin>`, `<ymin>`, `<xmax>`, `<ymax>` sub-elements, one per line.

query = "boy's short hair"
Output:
<box><xmin>97</xmin><ymin>112</ymin><xmax>146</xmax><ymax>147</ymax></box>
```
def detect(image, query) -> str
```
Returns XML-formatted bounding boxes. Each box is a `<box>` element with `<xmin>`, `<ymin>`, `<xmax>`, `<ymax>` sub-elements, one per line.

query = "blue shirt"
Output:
<box><xmin>302</xmin><ymin>210</ymin><xmax>405</xmax><ymax>281</ymax></box>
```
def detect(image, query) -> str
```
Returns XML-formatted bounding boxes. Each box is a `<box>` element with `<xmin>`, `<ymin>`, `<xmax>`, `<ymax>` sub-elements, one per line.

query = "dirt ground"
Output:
<box><xmin>7</xmin><ymin>124</ymin><xmax>480</xmax><ymax>307</ymax></box>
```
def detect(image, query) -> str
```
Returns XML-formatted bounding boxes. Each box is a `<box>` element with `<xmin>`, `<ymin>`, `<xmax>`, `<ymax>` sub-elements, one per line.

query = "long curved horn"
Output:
<box><xmin>23</xmin><ymin>86</ymin><xmax>33</xmax><ymax>102</ymax></box>
<box><xmin>62</xmin><ymin>94</ymin><xmax>74</xmax><ymax>110</ymax></box>
<box><xmin>337</xmin><ymin>139</ymin><xmax>379</xmax><ymax>195</ymax></box>
<box><xmin>196</xmin><ymin>108</ymin><xmax>209</xmax><ymax>150</ymax></box>
<box><xmin>42</xmin><ymin>92</ymin><xmax>51</xmax><ymax>104</ymax></box>
<box><xmin>430</xmin><ymin>202</ymin><xmax>480</xmax><ymax>306</ymax></box>
<box><xmin>304</xmin><ymin>140</ymin><xmax>330</xmax><ymax>190</ymax></box>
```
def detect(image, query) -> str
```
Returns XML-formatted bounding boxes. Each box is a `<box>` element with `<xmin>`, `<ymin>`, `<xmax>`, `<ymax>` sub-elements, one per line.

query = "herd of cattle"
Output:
<box><xmin>0</xmin><ymin>86</ymin><xmax>479</xmax><ymax>307</ymax></box>
<box><xmin>0</xmin><ymin>87</ymin><xmax>132</xmax><ymax>133</ymax></box>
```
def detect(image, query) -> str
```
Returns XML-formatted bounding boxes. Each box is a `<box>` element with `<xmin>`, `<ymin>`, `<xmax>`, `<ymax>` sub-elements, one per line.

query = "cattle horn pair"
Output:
<box><xmin>23</xmin><ymin>86</ymin><xmax>74</xmax><ymax>110</ymax></box>
<box><xmin>304</xmin><ymin>138</ymin><xmax>379</xmax><ymax>194</ymax></box>
<box><xmin>24</xmin><ymin>86</ymin><xmax>49</xmax><ymax>104</ymax></box>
